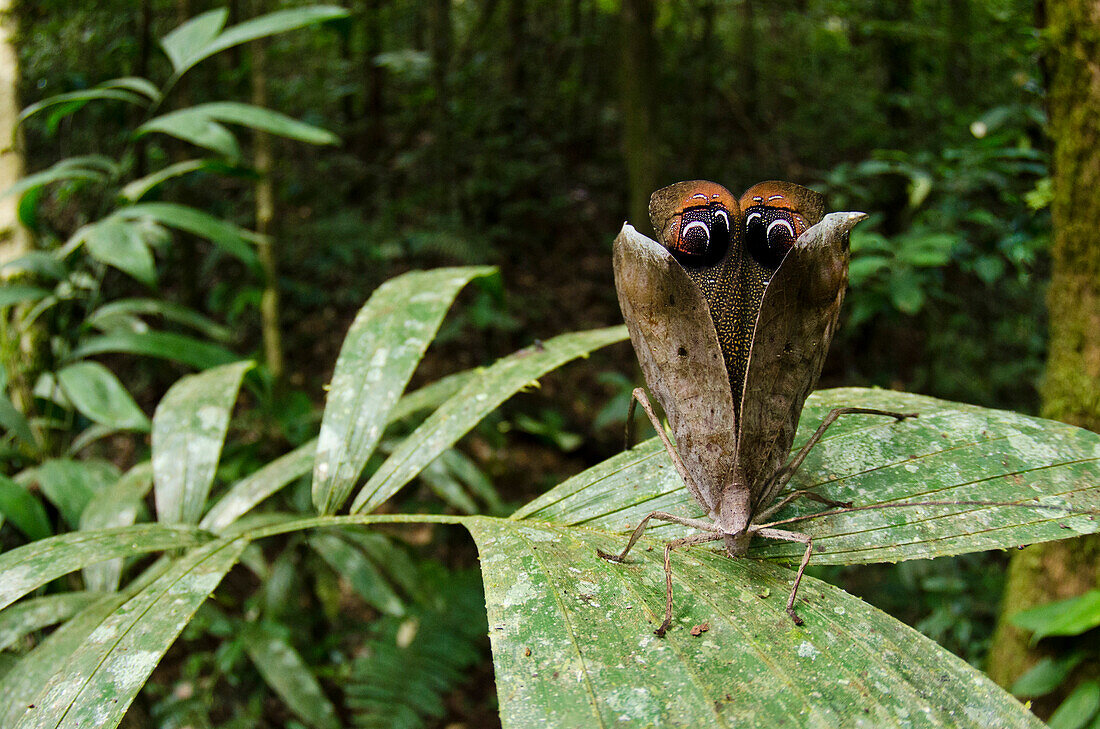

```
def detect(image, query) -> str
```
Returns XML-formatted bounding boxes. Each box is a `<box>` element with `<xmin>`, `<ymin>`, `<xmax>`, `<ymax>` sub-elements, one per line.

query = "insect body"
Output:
<box><xmin>603</xmin><ymin>180</ymin><xmax>914</xmax><ymax>635</ymax></box>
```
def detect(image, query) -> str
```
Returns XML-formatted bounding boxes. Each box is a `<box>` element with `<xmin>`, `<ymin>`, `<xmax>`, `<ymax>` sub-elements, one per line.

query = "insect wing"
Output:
<box><xmin>736</xmin><ymin>212</ymin><xmax>866</xmax><ymax>510</ymax></box>
<box><xmin>612</xmin><ymin>223</ymin><xmax>739</xmax><ymax>515</ymax></box>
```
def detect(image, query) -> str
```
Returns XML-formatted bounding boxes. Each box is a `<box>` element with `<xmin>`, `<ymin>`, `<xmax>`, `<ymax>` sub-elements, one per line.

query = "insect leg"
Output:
<box><xmin>627</xmin><ymin>387</ymin><xmax>709</xmax><ymax>508</ymax></box>
<box><xmin>597</xmin><ymin>510</ymin><xmax>720</xmax><ymax>562</ymax></box>
<box><xmin>655</xmin><ymin>531</ymin><xmax>725</xmax><ymax>637</ymax></box>
<box><xmin>755</xmin><ymin>489</ymin><xmax>851</xmax><ymax>523</ymax></box>
<box><xmin>753</xmin><ymin>527</ymin><xmax>813</xmax><ymax>625</ymax></box>
<box><xmin>771</xmin><ymin>407</ymin><xmax>917</xmax><ymax>495</ymax></box>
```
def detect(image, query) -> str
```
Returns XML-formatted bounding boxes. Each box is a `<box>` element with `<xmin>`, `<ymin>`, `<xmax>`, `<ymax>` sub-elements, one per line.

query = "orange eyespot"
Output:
<box><xmin>739</xmin><ymin>181</ymin><xmax>825</xmax><ymax>270</ymax></box>
<box><xmin>656</xmin><ymin>181</ymin><xmax>739</xmax><ymax>266</ymax></box>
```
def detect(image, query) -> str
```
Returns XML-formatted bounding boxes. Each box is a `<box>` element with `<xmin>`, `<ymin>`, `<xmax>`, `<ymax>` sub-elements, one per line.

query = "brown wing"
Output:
<box><xmin>734</xmin><ymin>212</ymin><xmax>866</xmax><ymax>511</ymax></box>
<box><xmin>613</xmin><ymin>223</ymin><xmax>739</xmax><ymax>516</ymax></box>
<box><xmin>648</xmin><ymin>181</ymin><xmax>756</xmax><ymax>414</ymax></box>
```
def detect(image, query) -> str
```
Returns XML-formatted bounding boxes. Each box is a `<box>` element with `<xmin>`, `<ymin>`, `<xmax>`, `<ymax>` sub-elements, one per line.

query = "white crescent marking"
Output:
<box><xmin>746</xmin><ymin>212</ymin><xmax>762</xmax><ymax>226</ymax></box>
<box><xmin>682</xmin><ymin>221</ymin><xmax>710</xmax><ymax>240</ymax></box>
<box><xmin>767</xmin><ymin>194</ymin><xmax>785</xmax><ymax>202</ymax></box>
<box><xmin>714</xmin><ymin>210</ymin><xmax>729</xmax><ymax>227</ymax></box>
<box><xmin>766</xmin><ymin>219</ymin><xmax>795</xmax><ymax>238</ymax></box>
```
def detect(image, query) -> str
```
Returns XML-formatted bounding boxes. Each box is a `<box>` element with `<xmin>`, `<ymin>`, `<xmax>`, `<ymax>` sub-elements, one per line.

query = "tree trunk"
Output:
<box><xmin>619</xmin><ymin>0</ymin><xmax>658</xmax><ymax>235</ymax></box>
<box><xmin>986</xmin><ymin>0</ymin><xmax>1100</xmax><ymax>711</ymax></box>
<box><xmin>251</xmin><ymin>25</ymin><xmax>284</xmax><ymax>386</ymax></box>
<box><xmin>0</xmin><ymin>0</ymin><xmax>28</xmax><ymax>266</ymax></box>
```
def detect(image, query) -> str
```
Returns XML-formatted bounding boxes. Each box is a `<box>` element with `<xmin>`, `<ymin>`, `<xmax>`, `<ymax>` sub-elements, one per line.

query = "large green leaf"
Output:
<box><xmin>242</xmin><ymin>623</ymin><xmax>340</xmax><ymax>729</ymax></box>
<box><xmin>119</xmin><ymin>159</ymin><xmax>216</xmax><ymax>202</ymax></box>
<box><xmin>80</xmin><ymin>219</ymin><xmax>157</xmax><ymax>285</ymax></box>
<box><xmin>201</xmin><ymin>438</ymin><xmax>315</xmax><ymax>532</ymax></box>
<box><xmin>517</xmin><ymin>388</ymin><xmax>1100</xmax><ymax>564</ymax></box>
<box><xmin>34</xmin><ymin>459</ymin><xmax>119</xmax><ymax>529</ymax></box>
<box><xmin>137</xmin><ymin>111</ymin><xmax>240</xmax><ymax>159</ymax></box>
<box><xmin>152</xmin><ymin>361</ymin><xmax>252</xmax><ymax>525</ymax></box>
<box><xmin>0</xmin><ymin>524</ymin><xmax>210</xmax><ymax>611</ymax></box>
<box><xmin>13</xmin><ymin>537</ymin><xmax>248</xmax><ymax>729</ymax></box>
<box><xmin>202</xmin><ymin>368</ymin><xmax>480</xmax><ymax>532</ymax></box>
<box><xmin>161</xmin><ymin>6</ymin><xmax>347</xmax><ymax>78</ymax></box>
<box><xmin>0</xmin><ymin>592</ymin><xmax>101</xmax><ymax>652</ymax></box>
<box><xmin>57</xmin><ymin>361</ymin><xmax>150</xmax><ymax>431</ymax></box>
<box><xmin>159</xmin><ymin>8</ymin><xmax>228</xmax><ymax>74</ymax></box>
<box><xmin>0</xmin><ymin>594</ymin><xmax>129</xmax><ymax>726</ymax></box>
<box><xmin>79</xmin><ymin>463</ymin><xmax>154</xmax><ymax>592</ymax></box>
<box><xmin>72</xmin><ymin>330</ymin><xmax>238</xmax><ymax>369</ymax></box>
<box><xmin>349</xmin><ymin>326</ymin><xmax>628</xmax><ymax>513</ymax></box>
<box><xmin>0</xmin><ymin>474</ymin><xmax>51</xmax><ymax>540</ymax></box>
<box><xmin>309</xmin><ymin>532</ymin><xmax>404</xmax><ymax>616</ymax></box>
<box><xmin>86</xmin><ymin>298</ymin><xmax>232</xmax><ymax>341</ymax></box>
<box><xmin>312</xmin><ymin>266</ymin><xmax>495</xmax><ymax>515</ymax></box>
<box><xmin>111</xmin><ymin>203</ymin><xmax>258</xmax><ymax>268</ymax></box>
<box><xmin>1011</xmin><ymin>590</ymin><xmax>1100</xmax><ymax>642</ymax></box>
<box><xmin>0</xmin><ymin>392</ymin><xmax>37</xmax><ymax>450</ymax></box>
<box><xmin>18</xmin><ymin>89</ymin><xmax>148</xmax><ymax>131</ymax></box>
<box><xmin>0</xmin><ymin>284</ymin><xmax>51</xmax><ymax>310</ymax></box>
<box><xmin>466</xmin><ymin>516</ymin><xmax>1045</xmax><ymax>729</ymax></box>
<box><xmin>142</xmin><ymin>103</ymin><xmax>338</xmax><ymax>148</ymax></box>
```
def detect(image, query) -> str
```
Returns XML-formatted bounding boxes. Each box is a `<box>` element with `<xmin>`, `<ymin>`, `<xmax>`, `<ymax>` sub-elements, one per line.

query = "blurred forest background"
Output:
<box><xmin>0</xmin><ymin>0</ymin><xmax>1097</xmax><ymax>726</ymax></box>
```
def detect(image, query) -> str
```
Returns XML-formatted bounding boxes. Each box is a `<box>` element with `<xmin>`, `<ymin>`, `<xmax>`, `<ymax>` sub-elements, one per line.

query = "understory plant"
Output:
<box><xmin>0</xmin><ymin>262</ymin><xmax>1096</xmax><ymax>728</ymax></box>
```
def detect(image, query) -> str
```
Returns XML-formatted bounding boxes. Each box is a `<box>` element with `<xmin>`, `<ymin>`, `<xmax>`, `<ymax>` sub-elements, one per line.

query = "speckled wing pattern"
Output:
<box><xmin>736</xmin><ymin>212</ymin><xmax>866</xmax><ymax>511</ymax></box>
<box><xmin>612</xmin><ymin>223</ymin><xmax>738</xmax><ymax>515</ymax></box>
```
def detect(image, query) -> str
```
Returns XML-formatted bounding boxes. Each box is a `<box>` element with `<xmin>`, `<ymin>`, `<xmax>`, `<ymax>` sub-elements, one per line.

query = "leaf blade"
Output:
<box><xmin>152</xmin><ymin>361</ymin><xmax>253</xmax><ymax>525</ymax></box>
<box><xmin>350</xmin><ymin>325</ymin><xmax>628</xmax><ymax>514</ymax></box>
<box><xmin>312</xmin><ymin>266</ymin><xmax>495</xmax><ymax>515</ymax></box>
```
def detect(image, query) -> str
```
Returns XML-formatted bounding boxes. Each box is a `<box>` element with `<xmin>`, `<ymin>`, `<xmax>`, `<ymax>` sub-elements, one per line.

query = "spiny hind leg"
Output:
<box><xmin>655</xmin><ymin>531</ymin><xmax>724</xmax><ymax>637</ymax></box>
<box><xmin>753</xmin><ymin>527</ymin><xmax>814</xmax><ymax>626</ymax></box>
<box><xmin>624</xmin><ymin>387</ymin><xmax>709</xmax><ymax>509</ymax></box>
<box><xmin>596</xmin><ymin>511</ymin><xmax>719</xmax><ymax>563</ymax></box>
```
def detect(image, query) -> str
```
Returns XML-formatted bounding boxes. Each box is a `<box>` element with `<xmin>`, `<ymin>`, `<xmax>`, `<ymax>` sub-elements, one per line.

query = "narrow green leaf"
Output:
<box><xmin>467</xmin><ymin>516</ymin><xmax>1046</xmax><ymax>729</ymax></box>
<box><xmin>95</xmin><ymin>76</ymin><xmax>161</xmax><ymax>101</ymax></box>
<box><xmin>67</xmin><ymin>424</ymin><xmax>122</xmax><ymax>455</ymax></box>
<box><xmin>0</xmin><ymin>251</ymin><xmax>66</xmax><ymax>280</ymax></box>
<box><xmin>119</xmin><ymin>159</ymin><xmax>211</xmax><ymax>202</ymax></box>
<box><xmin>201</xmin><ymin>438</ymin><xmax>315</xmax><ymax>533</ymax></box>
<box><xmin>152</xmin><ymin>361</ymin><xmax>253</xmax><ymax>525</ymax></box>
<box><xmin>0</xmin><ymin>594</ymin><xmax>128</xmax><ymax>726</ymax></box>
<box><xmin>72</xmin><ymin>330</ymin><xmax>238</xmax><ymax>369</ymax></box>
<box><xmin>198</xmin><ymin>6</ymin><xmax>349</xmax><ymax>64</ymax></box>
<box><xmin>516</xmin><ymin>388</ymin><xmax>1100</xmax><ymax>566</ymax></box>
<box><xmin>159</xmin><ymin>8</ymin><xmax>228</xmax><ymax>73</ymax></box>
<box><xmin>79</xmin><ymin>463</ymin><xmax>154</xmax><ymax>592</ymax></box>
<box><xmin>0</xmin><ymin>391</ymin><xmax>37</xmax><ymax>448</ymax></box>
<box><xmin>350</xmin><ymin>325</ymin><xmax>628</xmax><ymax>513</ymax></box>
<box><xmin>0</xmin><ymin>474</ymin><xmax>51</xmax><ymax>540</ymax></box>
<box><xmin>0</xmin><ymin>284</ymin><xmax>51</xmax><ymax>309</ymax></box>
<box><xmin>310</xmin><ymin>532</ymin><xmax>404</xmax><ymax>616</ymax></box>
<box><xmin>18</xmin><ymin>89</ymin><xmax>147</xmax><ymax>128</ymax></box>
<box><xmin>112</xmin><ymin>203</ymin><xmax>258</xmax><ymax>268</ymax></box>
<box><xmin>0</xmin><ymin>165</ymin><xmax>103</xmax><ymax>202</ymax></box>
<box><xmin>1048</xmin><ymin>682</ymin><xmax>1100</xmax><ymax>729</ymax></box>
<box><xmin>0</xmin><ymin>524</ymin><xmax>211</xmax><ymax>611</ymax></box>
<box><xmin>243</xmin><ymin>623</ymin><xmax>340</xmax><ymax>729</ymax></box>
<box><xmin>1011</xmin><ymin>590</ymin><xmax>1100</xmax><ymax>642</ymax></box>
<box><xmin>0</xmin><ymin>593</ymin><xmax>101</xmax><ymax>652</ymax></box>
<box><xmin>81</xmin><ymin>220</ymin><xmax>158</xmax><ymax>285</ymax></box>
<box><xmin>57</xmin><ymin>361</ymin><xmax>150</xmax><ymax>431</ymax></box>
<box><xmin>14</xmin><ymin>537</ymin><xmax>247</xmax><ymax>729</ymax></box>
<box><xmin>312</xmin><ymin>266</ymin><xmax>495</xmax><ymax>515</ymax></box>
<box><xmin>201</xmin><ymin>368</ymin><xmax>480</xmax><ymax>532</ymax></box>
<box><xmin>136</xmin><ymin>110</ymin><xmax>241</xmax><ymax>160</ymax></box>
<box><xmin>86</xmin><ymin>298</ymin><xmax>231</xmax><ymax>341</ymax></box>
<box><xmin>35</xmin><ymin>459</ymin><xmax>119</xmax><ymax>529</ymax></box>
<box><xmin>152</xmin><ymin>103</ymin><xmax>338</xmax><ymax>146</ymax></box>
<box><xmin>1012</xmin><ymin>653</ymin><xmax>1086</xmax><ymax>698</ymax></box>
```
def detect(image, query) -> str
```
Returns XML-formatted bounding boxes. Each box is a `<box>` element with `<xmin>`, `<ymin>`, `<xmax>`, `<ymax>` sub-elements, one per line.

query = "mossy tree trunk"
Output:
<box><xmin>986</xmin><ymin>0</ymin><xmax>1100</xmax><ymax>708</ymax></box>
